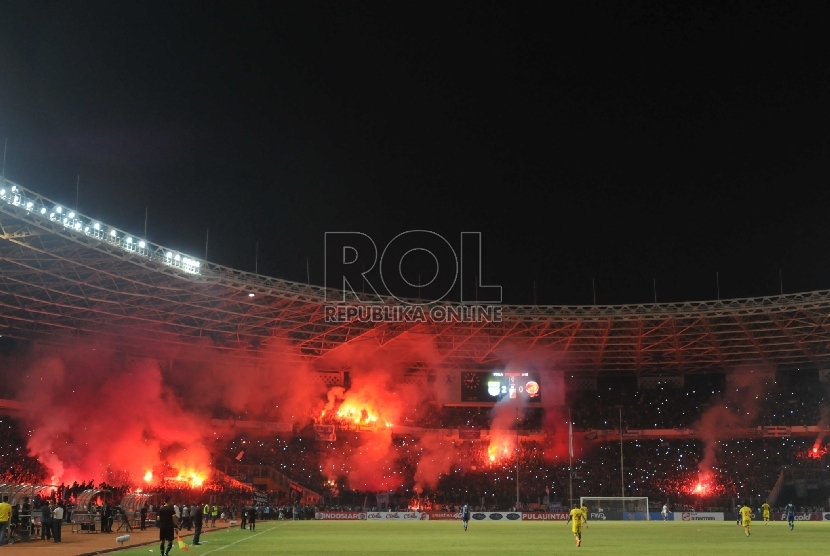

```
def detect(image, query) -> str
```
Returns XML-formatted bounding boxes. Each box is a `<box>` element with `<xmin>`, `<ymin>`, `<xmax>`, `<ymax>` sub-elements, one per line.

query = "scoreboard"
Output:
<box><xmin>460</xmin><ymin>371</ymin><xmax>542</xmax><ymax>403</ymax></box>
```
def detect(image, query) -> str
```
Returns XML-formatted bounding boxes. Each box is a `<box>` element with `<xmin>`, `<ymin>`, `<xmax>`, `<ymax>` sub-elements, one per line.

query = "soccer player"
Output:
<box><xmin>461</xmin><ymin>504</ymin><xmax>470</xmax><ymax>531</ymax></box>
<box><xmin>735</xmin><ymin>504</ymin><xmax>741</xmax><ymax>526</ymax></box>
<box><xmin>739</xmin><ymin>503</ymin><xmax>752</xmax><ymax>537</ymax></box>
<box><xmin>661</xmin><ymin>503</ymin><xmax>668</xmax><ymax>521</ymax></box>
<box><xmin>761</xmin><ymin>502</ymin><xmax>770</xmax><ymax>525</ymax></box>
<box><xmin>567</xmin><ymin>505</ymin><xmax>586</xmax><ymax>547</ymax></box>
<box><xmin>785</xmin><ymin>503</ymin><xmax>795</xmax><ymax>531</ymax></box>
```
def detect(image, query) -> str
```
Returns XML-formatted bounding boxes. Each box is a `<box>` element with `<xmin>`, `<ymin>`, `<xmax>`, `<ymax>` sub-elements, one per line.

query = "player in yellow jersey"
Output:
<box><xmin>739</xmin><ymin>503</ymin><xmax>752</xmax><ymax>537</ymax></box>
<box><xmin>761</xmin><ymin>502</ymin><xmax>770</xmax><ymax>525</ymax></box>
<box><xmin>567</xmin><ymin>506</ymin><xmax>586</xmax><ymax>547</ymax></box>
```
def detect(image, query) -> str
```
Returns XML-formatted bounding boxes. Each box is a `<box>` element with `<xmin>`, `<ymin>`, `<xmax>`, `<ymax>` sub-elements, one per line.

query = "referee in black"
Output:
<box><xmin>157</xmin><ymin>497</ymin><xmax>179</xmax><ymax>556</ymax></box>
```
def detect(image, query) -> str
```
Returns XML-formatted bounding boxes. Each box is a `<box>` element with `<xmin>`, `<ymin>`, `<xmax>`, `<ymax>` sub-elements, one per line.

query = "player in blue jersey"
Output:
<box><xmin>785</xmin><ymin>503</ymin><xmax>795</xmax><ymax>531</ymax></box>
<box><xmin>461</xmin><ymin>504</ymin><xmax>471</xmax><ymax>531</ymax></box>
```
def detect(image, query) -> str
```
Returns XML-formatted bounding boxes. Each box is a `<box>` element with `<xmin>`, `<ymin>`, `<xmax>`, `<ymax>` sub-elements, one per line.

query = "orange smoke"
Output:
<box><xmin>321</xmin><ymin>387</ymin><xmax>394</xmax><ymax>429</ymax></box>
<box><xmin>13</xmin><ymin>342</ymin><xmax>212</xmax><ymax>486</ymax></box>
<box><xmin>315</xmin><ymin>332</ymin><xmax>441</xmax><ymax>491</ymax></box>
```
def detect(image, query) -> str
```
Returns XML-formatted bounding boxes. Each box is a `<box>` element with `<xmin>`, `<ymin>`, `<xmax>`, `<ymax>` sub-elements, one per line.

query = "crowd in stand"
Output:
<box><xmin>3</xmin><ymin>370</ymin><xmax>830</xmax><ymax>518</ymax></box>
<box><xmin>0</xmin><ymin>418</ymin><xmax>49</xmax><ymax>484</ymax></box>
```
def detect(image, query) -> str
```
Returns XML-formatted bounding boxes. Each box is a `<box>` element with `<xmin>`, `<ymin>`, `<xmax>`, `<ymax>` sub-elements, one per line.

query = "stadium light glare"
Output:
<box><xmin>84</xmin><ymin>226</ymin><xmax>90</xmax><ymax>233</ymax></box>
<box><xmin>174</xmin><ymin>254</ymin><xmax>181</xmax><ymax>261</ymax></box>
<box><xmin>110</xmin><ymin>230</ymin><xmax>117</xmax><ymax>237</ymax></box>
<box><xmin>126</xmin><ymin>237</ymin><xmax>133</xmax><ymax>244</ymax></box>
<box><xmin>165</xmin><ymin>251</ymin><xmax>172</xmax><ymax>258</ymax></box>
<box><xmin>10</xmin><ymin>186</ymin><xmax>16</xmax><ymax>192</ymax></box>
<box><xmin>138</xmin><ymin>240</ymin><xmax>146</xmax><ymax>248</ymax></box>
<box><xmin>0</xmin><ymin>189</ymin><xmax>5</xmax><ymax>196</ymax></box>
<box><xmin>55</xmin><ymin>206</ymin><xmax>62</xmax><ymax>214</ymax></box>
<box><xmin>40</xmin><ymin>208</ymin><xmax>46</xmax><ymax>214</ymax></box>
<box><xmin>74</xmin><ymin>222</ymin><xmax>81</xmax><ymax>230</ymax></box>
<box><xmin>248</xmin><ymin>293</ymin><xmax>255</xmax><ymax>297</ymax></box>
<box><xmin>93</xmin><ymin>222</ymin><xmax>100</xmax><ymax>230</ymax></box>
<box><xmin>49</xmin><ymin>213</ymin><xmax>55</xmax><ymax>219</ymax></box>
<box><xmin>26</xmin><ymin>201</ymin><xmax>33</xmax><ymax>210</ymax></box>
<box><xmin>68</xmin><ymin>212</ymin><xmax>75</xmax><ymax>218</ymax></box>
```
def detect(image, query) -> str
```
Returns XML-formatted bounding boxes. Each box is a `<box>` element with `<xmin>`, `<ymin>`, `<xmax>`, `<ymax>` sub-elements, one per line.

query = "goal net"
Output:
<box><xmin>579</xmin><ymin>497</ymin><xmax>650</xmax><ymax>520</ymax></box>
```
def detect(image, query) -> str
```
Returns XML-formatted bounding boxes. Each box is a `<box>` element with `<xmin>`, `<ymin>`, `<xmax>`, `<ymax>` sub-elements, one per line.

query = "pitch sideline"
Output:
<box><xmin>199</xmin><ymin>522</ymin><xmax>293</xmax><ymax>555</ymax></box>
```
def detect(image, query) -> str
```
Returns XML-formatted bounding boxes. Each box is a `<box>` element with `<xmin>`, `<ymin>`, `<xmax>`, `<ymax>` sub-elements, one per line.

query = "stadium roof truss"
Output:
<box><xmin>2</xmin><ymin>178</ymin><xmax>830</xmax><ymax>374</ymax></box>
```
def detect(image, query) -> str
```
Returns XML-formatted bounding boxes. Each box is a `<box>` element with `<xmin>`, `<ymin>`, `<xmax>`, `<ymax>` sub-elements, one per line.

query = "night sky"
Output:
<box><xmin>1</xmin><ymin>1</ymin><xmax>829</xmax><ymax>305</ymax></box>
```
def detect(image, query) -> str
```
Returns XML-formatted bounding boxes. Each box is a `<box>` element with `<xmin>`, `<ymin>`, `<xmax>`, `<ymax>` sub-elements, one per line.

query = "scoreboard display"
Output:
<box><xmin>460</xmin><ymin>371</ymin><xmax>542</xmax><ymax>403</ymax></box>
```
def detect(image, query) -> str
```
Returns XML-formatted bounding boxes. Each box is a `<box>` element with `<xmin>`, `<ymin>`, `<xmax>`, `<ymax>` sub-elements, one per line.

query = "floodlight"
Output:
<box><xmin>93</xmin><ymin>222</ymin><xmax>100</xmax><ymax>230</ymax></box>
<box><xmin>138</xmin><ymin>241</ymin><xmax>146</xmax><ymax>248</ymax></box>
<box><xmin>126</xmin><ymin>237</ymin><xmax>133</xmax><ymax>244</ymax></box>
<box><xmin>12</xmin><ymin>195</ymin><xmax>20</xmax><ymax>204</ymax></box>
<box><xmin>110</xmin><ymin>230</ymin><xmax>117</xmax><ymax>237</ymax></box>
<box><xmin>26</xmin><ymin>201</ymin><xmax>33</xmax><ymax>209</ymax></box>
<box><xmin>74</xmin><ymin>222</ymin><xmax>81</xmax><ymax>230</ymax></box>
<box><xmin>174</xmin><ymin>254</ymin><xmax>181</xmax><ymax>261</ymax></box>
<box><xmin>248</xmin><ymin>293</ymin><xmax>255</xmax><ymax>297</ymax></box>
<box><xmin>165</xmin><ymin>251</ymin><xmax>172</xmax><ymax>258</ymax></box>
<box><xmin>40</xmin><ymin>208</ymin><xmax>46</xmax><ymax>214</ymax></box>
<box><xmin>84</xmin><ymin>226</ymin><xmax>90</xmax><ymax>233</ymax></box>
<box><xmin>56</xmin><ymin>206</ymin><xmax>62</xmax><ymax>214</ymax></box>
<box><xmin>10</xmin><ymin>186</ymin><xmax>16</xmax><ymax>192</ymax></box>
<box><xmin>195</xmin><ymin>261</ymin><xmax>200</xmax><ymax>267</ymax></box>
<box><xmin>49</xmin><ymin>213</ymin><xmax>55</xmax><ymax>219</ymax></box>
<box><xmin>0</xmin><ymin>189</ymin><xmax>5</xmax><ymax>196</ymax></box>
<box><xmin>68</xmin><ymin>212</ymin><xmax>75</xmax><ymax>218</ymax></box>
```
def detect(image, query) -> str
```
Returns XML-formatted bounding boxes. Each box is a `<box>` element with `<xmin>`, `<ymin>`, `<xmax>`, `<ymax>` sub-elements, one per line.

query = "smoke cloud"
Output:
<box><xmin>693</xmin><ymin>366</ymin><xmax>773</xmax><ymax>481</ymax></box>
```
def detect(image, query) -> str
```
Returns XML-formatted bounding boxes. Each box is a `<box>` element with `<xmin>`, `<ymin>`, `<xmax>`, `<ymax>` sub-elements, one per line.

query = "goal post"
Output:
<box><xmin>579</xmin><ymin>497</ymin><xmax>650</xmax><ymax>520</ymax></box>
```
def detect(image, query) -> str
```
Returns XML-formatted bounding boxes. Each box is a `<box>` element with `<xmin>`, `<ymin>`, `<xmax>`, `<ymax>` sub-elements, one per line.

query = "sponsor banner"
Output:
<box><xmin>365</xmin><ymin>512</ymin><xmax>424</xmax><ymax>520</ymax></box>
<box><xmin>424</xmin><ymin>511</ymin><xmax>522</xmax><ymax>521</ymax></box>
<box><xmin>773</xmin><ymin>512</ymin><xmax>823</xmax><ymax>521</ymax></box>
<box><xmin>823</xmin><ymin>513</ymin><xmax>830</xmax><ymax>522</ymax></box>
<box><xmin>424</xmin><ymin>512</ymin><xmax>460</xmax><ymax>520</ymax></box>
<box><xmin>675</xmin><ymin>512</ymin><xmax>724</xmax><ymax>521</ymax></box>
<box><xmin>315</xmin><ymin>512</ymin><xmax>366</xmax><ymax>520</ymax></box>
<box><xmin>521</xmin><ymin>512</ymin><xmax>570</xmax><ymax>521</ymax></box>
<box><xmin>587</xmin><ymin>511</ymin><xmax>618</xmax><ymax>520</ymax></box>
<box><xmin>459</xmin><ymin>429</ymin><xmax>481</xmax><ymax>440</ymax></box>
<box><xmin>470</xmin><ymin>512</ymin><xmax>522</xmax><ymax>521</ymax></box>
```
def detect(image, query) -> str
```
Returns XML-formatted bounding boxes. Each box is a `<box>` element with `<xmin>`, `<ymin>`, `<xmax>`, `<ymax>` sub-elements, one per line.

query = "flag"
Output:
<box><xmin>314</xmin><ymin>424</ymin><xmax>337</xmax><ymax>441</ymax></box>
<box><xmin>235</xmin><ymin>450</ymin><xmax>245</xmax><ymax>461</ymax></box>
<box><xmin>177</xmin><ymin>535</ymin><xmax>189</xmax><ymax>551</ymax></box>
<box><xmin>569</xmin><ymin>421</ymin><xmax>573</xmax><ymax>459</ymax></box>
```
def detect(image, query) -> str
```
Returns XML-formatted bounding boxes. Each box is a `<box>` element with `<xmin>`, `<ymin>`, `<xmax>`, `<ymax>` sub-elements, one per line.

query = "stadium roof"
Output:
<box><xmin>2</xmin><ymin>178</ymin><xmax>830</xmax><ymax>375</ymax></box>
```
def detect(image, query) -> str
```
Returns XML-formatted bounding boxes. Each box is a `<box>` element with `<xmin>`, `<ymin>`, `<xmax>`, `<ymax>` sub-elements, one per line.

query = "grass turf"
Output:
<box><xmin>112</xmin><ymin>520</ymin><xmax>826</xmax><ymax>555</ymax></box>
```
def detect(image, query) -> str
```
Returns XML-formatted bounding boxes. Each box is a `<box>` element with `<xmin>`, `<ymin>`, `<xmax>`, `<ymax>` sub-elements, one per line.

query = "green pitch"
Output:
<box><xmin>113</xmin><ymin>520</ymin><xmax>827</xmax><ymax>555</ymax></box>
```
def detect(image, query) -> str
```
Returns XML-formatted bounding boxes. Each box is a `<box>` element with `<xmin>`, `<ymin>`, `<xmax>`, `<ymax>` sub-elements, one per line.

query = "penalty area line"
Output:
<box><xmin>199</xmin><ymin>523</ymin><xmax>290</xmax><ymax>555</ymax></box>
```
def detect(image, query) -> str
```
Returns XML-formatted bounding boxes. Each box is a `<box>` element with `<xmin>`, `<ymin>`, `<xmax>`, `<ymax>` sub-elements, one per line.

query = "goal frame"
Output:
<box><xmin>579</xmin><ymin>497</ymin><xmax>650</xmax><ymax>520</ymax></box>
